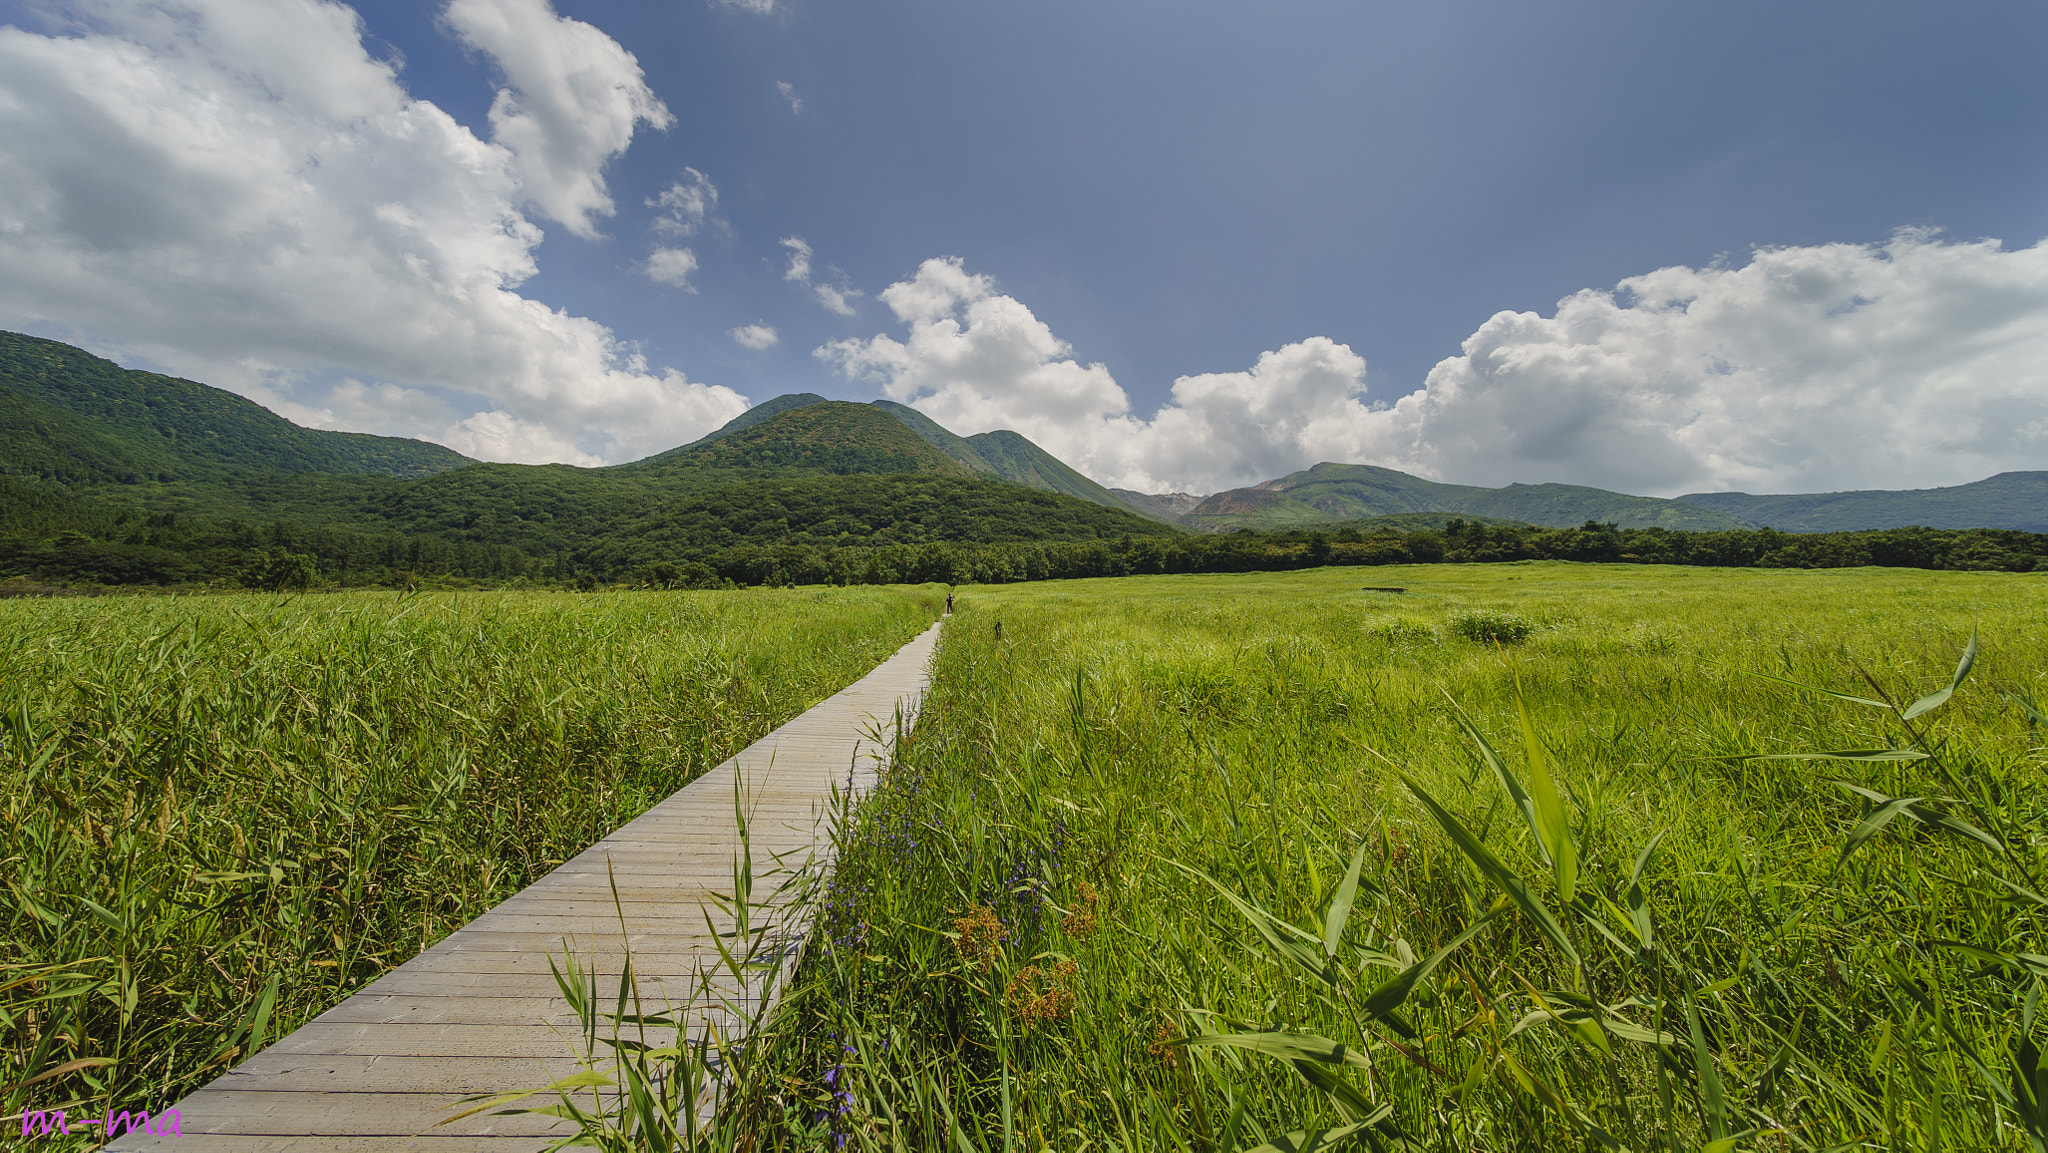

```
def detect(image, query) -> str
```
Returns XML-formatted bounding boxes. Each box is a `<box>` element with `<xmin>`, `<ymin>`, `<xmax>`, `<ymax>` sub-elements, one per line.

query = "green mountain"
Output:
<box><xmin>98</xmin><ymin>401</ymin><xmax>1150</xmax><ymax>565</ymax></box>
<box><xmin>957</xmin><ymin>429</ymin><xmax>1140</xmax><ymax>510</ymax></box>
<box><xmin>868</xmin><ymin>399</ymin><xmax>994</xmax><ymax>470</ymax></box>
<box><xmin>648</xmin><ymin>393</ymin><xmax>1155</xmax><ymax>519</ymax></box>
<box><xmin>1181</xmin><ymin>463</ymin><xmax>1755</xmax><ymax>532</ymax></box>
<box><xmin>850</xmin><ymin>397</ymin><xmax>1156</xmax><ymax>518</ymax></box>
<box><xmin>1676</xmin><ymin>472</ymin><xmax>2048</xmax><ymax>532</ymax></box>
<box><xmin>628</xmin><ymin>401</ymin><xmax>973</xmax><ymax>480</ymax></box>
<box><xmin>635</xmin><ymin>392</ymin><xmax>832</xmax><ymax>463</ymax></box>
<box><xmin>0</xmin><ymin>338</ymin><xmax>1173</xmax><ymax>587</ymax></box>
<box><xmin>0</xmin><ymin>331</ymin><xmax>473</xmax><ymax>482</ymax></box>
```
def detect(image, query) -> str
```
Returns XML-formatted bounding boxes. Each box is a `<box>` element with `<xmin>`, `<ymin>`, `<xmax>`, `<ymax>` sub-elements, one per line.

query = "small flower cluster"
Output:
<box><xmin>1005</xmin><ymin>959</ymin><xmax>1079</xmax><ymax>1027</ymax></box>
<box><xmin>818</xmin><ymin>762</ymin><xmax>940</xmax><ymax>955</ymax></box>
<box><xmin>952</xmin><ymin>904</ymin><xmax>1005</xmax><ymax>972</ymax></box>
<box><xmin>810</xmin><ymin>1039</ymin><xmax>857</xmax><ymax>1151</ymax></box>
<box><xmin>817</xmin><ymin>861</ymin><xmax>872</xmax><ymax>953</ymax></box>
<box><xmin>1146</xmin><ymin>1016</ymin><xmax>1181</xmax><ymax>1069</ymax></box>
<box><xmin>1061</xmin><ymin>880</ymin><xmax>1100</xmax><ymax>936</ymax></box>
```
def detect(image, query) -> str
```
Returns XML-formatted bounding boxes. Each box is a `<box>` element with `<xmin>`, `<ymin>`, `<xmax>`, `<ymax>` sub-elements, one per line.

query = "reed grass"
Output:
<box><xmin>727</xmin><ymin>563</ymin><xmax>2047</xmax><ymax>1150</ymax></box>
<box><xmin>0</xmin><ymin>584</ymin><xmax>941</xmax><ymax>1137</ymax></box>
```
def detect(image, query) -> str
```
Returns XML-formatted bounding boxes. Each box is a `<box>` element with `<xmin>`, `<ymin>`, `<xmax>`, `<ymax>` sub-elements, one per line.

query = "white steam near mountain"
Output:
<box><xmin>825</xmin><ymin>236</ymin><xmax>2048</xmax><ymax>496</ymax></box>
<box><xmin>0</xmin><ymin>0</ymin><xmax>747</xmax><ymax>465</ymax></box>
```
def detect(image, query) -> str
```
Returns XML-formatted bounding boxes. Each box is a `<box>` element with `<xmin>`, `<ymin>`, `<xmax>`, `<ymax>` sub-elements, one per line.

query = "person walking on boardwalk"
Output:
<box><xmin>946</xmin><ymin>591</ymin><xmax>955</xmax><ymax>615</ymax></box>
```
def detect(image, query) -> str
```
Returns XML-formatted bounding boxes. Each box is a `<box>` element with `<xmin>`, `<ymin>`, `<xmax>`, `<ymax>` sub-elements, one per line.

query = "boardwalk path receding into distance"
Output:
<box><xmin>108</xmin><ymin>620</ymin><xmax>944</xmax><ymax>1152</ymax></box>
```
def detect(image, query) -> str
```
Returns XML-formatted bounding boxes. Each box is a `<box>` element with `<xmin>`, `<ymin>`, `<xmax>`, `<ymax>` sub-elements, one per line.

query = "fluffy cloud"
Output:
<box><xmin>820</xmin><ymin>258</ymin><xmax>1160</xmax><ymax>484</ymax></box>
<box><xmin>780</xmin><ymin>235</ymin><xmax>862</xmax><ymax>315</ymax></box>
<box><xmin>0</xmin><ymin>0</ymin><xmax>746</xmax><ymax>465</ymax></box>
<box><xmin>823</xmin><ymin>240</ymin><xmax>2048</xmax><ymax>495</ymax></box>
<box><xmin>648</xmin><ymin>168</ymin><xmax>718</xmax><ymax>237</ymax></box>
<box><xmin>1385</xmin><ymin>231</ymin><xmax>2048</xmax><ymax>494</ymax></box>
<box><xmin>712</xmin><ymin>0</ymin><xmax>778</xmax><ymax>14</ymax></box>
<box><xmin>821</xmin><ymin>257</ymin><xmax>1345</xmax><ymax>492</ymax></box>
<box><xmin>730</xmin><ymin>322</ymin><xmax>779</xmax><ymax>350</ymax></box>
<box><xmin>442</xmin><ymin>0</ymin><xmax>671</xmax><ymax>239</ymax></box>
<box><xmin>776</xmin><ymin>80</ymin><xmax>802</xmax><ymax>114</ymax></box>
<box><xmin>442</xmin><ymin>409</ymin><xmax>604</xmax><ymax>466</ymax></box>
<box><xmin>644</xmin><ymin>247</ymin><xmax>700</xmax><ymax>289</ymax></box>
<box><xmin>276</xmin><ymin>378</ymin><xmax>455</xmax><ymax>438</ymax></box>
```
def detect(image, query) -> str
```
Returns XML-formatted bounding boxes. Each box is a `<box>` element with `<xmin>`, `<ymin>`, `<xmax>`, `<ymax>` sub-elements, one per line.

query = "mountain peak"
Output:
<box><xmin>654</xmin><ymin>401</ymin><xmax>972</xmax><ymax>478</ymax></box>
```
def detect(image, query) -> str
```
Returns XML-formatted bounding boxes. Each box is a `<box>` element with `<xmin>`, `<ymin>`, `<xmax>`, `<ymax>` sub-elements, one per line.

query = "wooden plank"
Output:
<box><xmin>255</xmin><ymin>1023</ymin><xmax>686</xmax><ymax>1058</ymax></box>
<box><xmin>105</xmin><ymin>621</ymin><xmax>940</xmax><ymax>1152</ymax></box>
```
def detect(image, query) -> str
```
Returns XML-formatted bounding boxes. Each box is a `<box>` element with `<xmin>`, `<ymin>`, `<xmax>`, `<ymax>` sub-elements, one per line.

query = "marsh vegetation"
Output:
<box><xmin>0</xmin><ymin>586</ymin><xmax>939</xmax><ymax>1132</ymax></box>
<box><xmin>717</xmin><ymin>564</ymin><xmax>2047</xmax><ymax>1150</ymax></box>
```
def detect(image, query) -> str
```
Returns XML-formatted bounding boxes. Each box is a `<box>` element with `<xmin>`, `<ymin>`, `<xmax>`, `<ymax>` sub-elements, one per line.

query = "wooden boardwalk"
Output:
<box><xmin>107</xmin><ymin>621</ymin><xmax>943</xmax><ymax>1151</ymax></box>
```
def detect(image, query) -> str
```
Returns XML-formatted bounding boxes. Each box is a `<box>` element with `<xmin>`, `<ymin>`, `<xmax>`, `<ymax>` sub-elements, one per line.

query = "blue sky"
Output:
<box><xmin>2</xmin><ymin>0</ymin><xmax>2046</xmax><ymax>493</ymax></box>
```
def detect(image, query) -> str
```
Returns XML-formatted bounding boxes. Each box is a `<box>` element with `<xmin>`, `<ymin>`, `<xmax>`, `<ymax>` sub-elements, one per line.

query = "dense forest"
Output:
<box><xmin>6</xmin><ymin>474</ymin><xmax>2043</xmax><ymax>593</ymax></box>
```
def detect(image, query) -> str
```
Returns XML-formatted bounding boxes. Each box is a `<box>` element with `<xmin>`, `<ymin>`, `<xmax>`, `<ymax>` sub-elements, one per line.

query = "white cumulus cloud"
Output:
<box><xmin>1378</xmin><ymin>230</ymin><xmax>2048</xmax><ymax>494</ymax></box>
<box><xmin>819</xmin><ymin>257</ymin><xmax>1352</xmax><ymax>492</ymax></box>
<box><xmin>443</xmin><ymin>409</ymin><xmax>605</xmax><ymax>466</ymax></box>
<box><xmin>644</xmin><ymin>247</ymin><xmax>700</xmax><ymax>289</ymax></box>
<box><xmin>776</xmin><ymin>80</ymin><xmax>802</xmax><ymax>114</ymax></box>
<box><xmin>730</xmin><ymin>322</ymin><xmax>779</xmax><ymax>350</ymax></box>
<box><xmin>443</xmin><ymin>0</ymin><xmax>672</xmax><ymax>239</ymax></box>
<box><xmin>0</xmin><ymin>0</ymin><xmax>747</xmax><ymax>465</ymax></box>
<box><xmin>822</xmin><ymin>240</ymin><xmax>2048</xmax><ymax>496</ymax></box>
<box><xmin>648</xmin><ymin>168</ymin><xmax>719</xmax><ymax>237</ymax></box>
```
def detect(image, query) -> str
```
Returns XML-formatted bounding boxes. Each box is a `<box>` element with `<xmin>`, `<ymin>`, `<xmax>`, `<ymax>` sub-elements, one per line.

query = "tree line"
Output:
<box><xmin>5</xmin><ymin>481</ymin><xmax>2045</xmax><ymax>593</ymax></box>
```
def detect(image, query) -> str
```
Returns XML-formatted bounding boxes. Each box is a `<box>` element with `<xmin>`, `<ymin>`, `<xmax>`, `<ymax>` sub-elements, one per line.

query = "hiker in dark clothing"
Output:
<box><xmin>946</xmin><ymin>592</ymin><xmax>955</xmax><ymax>614</ymax></box>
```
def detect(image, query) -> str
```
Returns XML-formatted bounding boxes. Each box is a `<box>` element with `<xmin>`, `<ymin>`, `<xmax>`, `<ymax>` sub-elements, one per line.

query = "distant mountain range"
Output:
<box><xmin>1171</xmin><ymin>463</ymin><xmax>1750</xmax><ymax>531</ymax></box>
<box><xmin>1674</xmin><ymin>473</ymin><xmax>2048</xmax><ymax>533</ymax></box>
<box><xmin>6</xmin><ymin>327</ymin><xmax>2043</xmax><ymax>588</ymax></box>
<box><xmin>1143</xmin><ymin>462</ymin><xmax>2048</xmax><ymax>534</ymax></box>
<box><xmin>0</xmin><ymin>332</ymin><xmax>1171</xmax><ymax>587</ymax></box>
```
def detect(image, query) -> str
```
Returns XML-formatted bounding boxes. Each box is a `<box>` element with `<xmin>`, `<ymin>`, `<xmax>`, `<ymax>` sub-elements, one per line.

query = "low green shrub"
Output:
<box><xmin>1448</xmin><ymin>607</ymin><xmax>1534</xmax><ymax>643</ymax></box>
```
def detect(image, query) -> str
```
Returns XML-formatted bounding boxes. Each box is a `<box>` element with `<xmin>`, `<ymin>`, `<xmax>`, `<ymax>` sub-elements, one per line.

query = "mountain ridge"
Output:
<box><xmin>650</xmin><ymin>392</ymin><xmax>1165</xmax><ymax>520</ymax></box>
<box><xmin>628</xmin><ymin>402</ymin><xmax>972</xmax><ymax>480</ymax></box>
<box><xmin>0</xmin><ymin>330</ymin><xmax>473</xmax><ymax>482</ymax></box>
<box><xmin>1676</xmin><ymin>472</ymin><xmax>2048</xmax><ymax>533</ymax></box>
<box><xmin>1178</xmin><ymin>462</ymin><xmax>1756</xmax><ymax>532</ymax></box>
<box><xmin>10</xmin><ymin>329</ymin><xmax>2043</xmax><ymax>549</ymax></box>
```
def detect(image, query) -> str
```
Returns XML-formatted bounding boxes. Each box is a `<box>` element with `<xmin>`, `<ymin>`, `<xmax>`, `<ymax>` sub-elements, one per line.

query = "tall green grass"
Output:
<box><xmin>720</xmin><ymin>564</ymin><xmax>2047</xmax><ymax>1150</ymax></box>
<box><xmin>0</xmin><ymin>585</ymin><xmax>940</xmax><ymax>1134</ymax></box>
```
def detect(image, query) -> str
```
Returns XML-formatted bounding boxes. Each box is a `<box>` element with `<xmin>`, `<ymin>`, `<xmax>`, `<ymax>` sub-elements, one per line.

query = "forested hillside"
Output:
<box><xmin>637</xmin><ymin>402</ymin><xmax>972</xmax><ymax>479</ymax></box>
<box><xmin>0</xmin><ymin>339</ymin><xmax>1173</xmax><ymax>589</ymax></box>
<box><xmin>645</xmin><ymin>392</ymin><xmax>1156</xmax><ymax>518</ymax></box>
<box><xmin>1678</xmin><ymin>471</ymin><xmax>2048</xmax><ymax>532</ymax></box>
<box><xmin>1174</xmin><ymin>461</ymin><xmax>2048</xmax><ymax>534</ymax></box>
<box><xmin>1182</xmin><ymin>462</ymin><xmax>1754</xmax><ymax>531</ymax></box>
<box><xmin>0</xmin><ymin>331</ymin><xmax>473</xmax><ymax>482</ymax></box>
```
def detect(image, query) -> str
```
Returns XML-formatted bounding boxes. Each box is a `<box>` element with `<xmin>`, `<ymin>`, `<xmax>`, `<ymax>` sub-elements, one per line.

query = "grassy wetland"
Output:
<box><xmin>0</xmin><ymin>585</ymin><xmax>941</xmax><ymax>1133</ymax></box>
<box><xmin>716</xmin><ymin>563</ymin><xmax>2048</xmax><ymax>1151</ymax></box>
